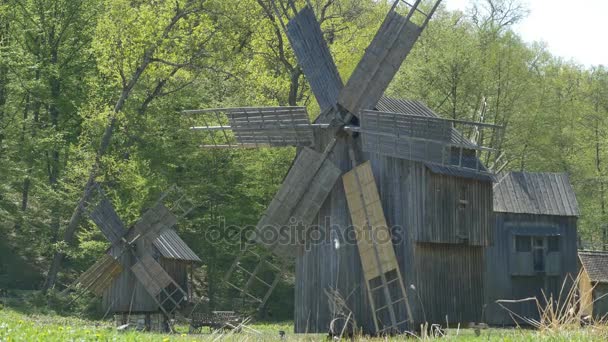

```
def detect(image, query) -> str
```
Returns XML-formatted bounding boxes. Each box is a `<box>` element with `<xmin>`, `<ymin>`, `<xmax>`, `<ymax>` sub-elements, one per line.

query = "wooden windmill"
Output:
<box><xmin>187</xmin><ymin>0</ymin><xmax>501</xmax><ymax>334</ymax></box>
<box><xmin>70</xmin><ymin>184</ymin><xmax>200</xmax><ymax>331</ymax></box>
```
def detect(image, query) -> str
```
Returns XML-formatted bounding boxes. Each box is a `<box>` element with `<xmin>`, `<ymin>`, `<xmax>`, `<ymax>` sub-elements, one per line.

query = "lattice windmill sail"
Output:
<box><xmin>70</xmin><ymin>184</ymin><xmax>200</xmax><ymax>328</ymax></box>
<box><xmin>187</xmin><ymin>0</ymin><xmax>501</xmax><ymax>334</ymax></box>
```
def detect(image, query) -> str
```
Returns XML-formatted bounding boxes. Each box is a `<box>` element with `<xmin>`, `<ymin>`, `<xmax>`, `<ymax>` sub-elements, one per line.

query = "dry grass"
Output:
<box><xmin>5</xmin><ymin>275</ymin><xmax>608</xmax><ymax>341</ymax></box>
<box><xmin>496</xmin><ymin>271</ymin><xmax>608</xmax><ymax>339</ymax></box>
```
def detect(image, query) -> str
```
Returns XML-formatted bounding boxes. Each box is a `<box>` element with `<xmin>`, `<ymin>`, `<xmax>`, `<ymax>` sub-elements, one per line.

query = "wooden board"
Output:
<box><xmin>343</xmin><ymin>161</ymin><xmax>399</xmax><ymax>280</ymax></box>
<box><xmin>75</xmin><ymin>254</ymin><xmax>123</xmax><ymax>297</ymax></box>
<box><xmin>360</xmin><ymin>110</ymin><xmax>451</xmax><ymax>164</ymax></box>
<box><xmin>89</xmin><ymin>199</ymin><xmax>127</xmax><ymax>244</ymax></box>
<box><xmin>287</xmin><ymin>6</ymin><xmax>343</xmax><ymax>111</ymax></box>
<box><xmin>131</xmin><ymin>254</ymin><xmax>174</xmax><ymax>297</ymax></box>
<box><xmin>256</xmin><ymin>147</ymin><xmax>341</xmax><ymax>258</ymax></box>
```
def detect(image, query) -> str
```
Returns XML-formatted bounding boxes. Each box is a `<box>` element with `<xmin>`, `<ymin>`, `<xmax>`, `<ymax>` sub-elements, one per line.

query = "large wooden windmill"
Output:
<box><xmin>188</xmin><ymin>0</ymin><xmax>500</xmax><ymax>335</ymax></box>
<box><xmin>70</xmin><ymin>185</ymin><xmax>201</xmax><ymax>331</ymax></box>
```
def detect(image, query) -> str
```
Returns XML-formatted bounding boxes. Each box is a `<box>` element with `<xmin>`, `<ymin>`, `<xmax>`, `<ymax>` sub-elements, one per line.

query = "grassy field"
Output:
<box><xmin>1</xmin><ymin>308</ymin><xmax>608</xmax><ymax>341</ymax></box>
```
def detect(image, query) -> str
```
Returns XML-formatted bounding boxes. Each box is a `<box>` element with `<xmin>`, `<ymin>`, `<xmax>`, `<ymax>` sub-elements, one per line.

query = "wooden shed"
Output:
<box><xmin>484</xmin><ymin>172</ymin><xmax>579</xmax><ymax>325</ymax></box>
<box><xmin>578</xmin><ymin>251</ymin><xmax>608</xmax><ymax>320</ymax></box>
<box><xmin>294</xmin><ymin>98</ymin><xmax>495</xmax><ymax>333</ymax></box>
<box><xmin>105</xmin><ymin>228</ymin><xmax>201</xmax><ymax>329</ymax></box>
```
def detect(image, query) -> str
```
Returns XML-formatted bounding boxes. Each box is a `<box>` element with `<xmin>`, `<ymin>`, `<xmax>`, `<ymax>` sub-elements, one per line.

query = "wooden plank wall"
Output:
<box><xmin>483</xmin><ymin>213</ymin><xmax>578</xmax><ymax>325</ymax></box>
<box><xmin>160</xmin><ymin>259</ymin><xmax>189</xmax><ymax>294</ymax></box>
<box><xmin>294</xmin><ymin>132</ymin><xmax>490</xmax><ymax>333</ymax></box>
<box><xmin>593</xmin><ymin>284</ymin><xmax>608</xmax><ymax>319</ymax></box>
<box><xmin>421</xmin><ymin>173</ymin><xmax>493</xmax><ymax>246</ymax></box>
<box><xmin>103</xmin><ymin>244</ymin><xmax>159</xmax><ymax>313</ymax></box>
<box><xmin>102</xmin><ymin>237</ymin><xmax>190</xmax><ymax>313</ymax></box>
<box><xmin>411</xmin><ymin>243</ymin><xmax>485</xmax><ymax>325</ymax></box>
<box><xmin>294</xmin><ymin>133</ymin><xmax>361</xmax><ymax>333</ymax></box>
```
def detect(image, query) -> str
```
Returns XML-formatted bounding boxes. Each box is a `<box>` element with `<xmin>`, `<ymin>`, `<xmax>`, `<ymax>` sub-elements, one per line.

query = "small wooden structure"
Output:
<box><xmin>484</xmin><ymin>172</ymin><xmax>579</xmax><ymax>325</ymax></box>
<box><xmin>578</xmin><ymin>251</ymin><xmax>608</xmax><ymax>320</ymax></box>
<box><xmin>71</xmin><ymin>186</ymin><xmax>201</xmax><ymax>332</ymax></box>
<box><xmin>107</xmin><ymin>228</ymin><xmax>201</xmax><ymax>328</ymax></box>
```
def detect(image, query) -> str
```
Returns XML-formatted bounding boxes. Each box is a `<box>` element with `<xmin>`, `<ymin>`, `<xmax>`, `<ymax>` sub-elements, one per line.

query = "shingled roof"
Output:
<box><xmin>153</xmin><ymin>229</ymin><xmax>201</xmax><ymax>262</ymax></box>
<box><xmin>493</xmin><ymin>172</ymin><xmax>579</xmax><ymax>217</ymax></box>
<box><xmin>579</xmin><ymin>251</ymin><xmax>608</xmax><ymax>284</ymax></box>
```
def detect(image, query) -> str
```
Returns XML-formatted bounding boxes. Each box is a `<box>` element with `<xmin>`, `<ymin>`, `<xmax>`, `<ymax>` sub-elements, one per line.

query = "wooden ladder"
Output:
<box><xmin>157</xmin><ymin>283</ymin><xmax>188</xmax><ymax>315</ymax></box>
<box><xmin>366</xmin><ymin>269</ymin><xmax>411</xmax><ymax>334</ymax></box>
<box><xmin>343</xmin><ymin>145</ymin><xmax>413</xmax><ymax>334</ymax></box>
<box><xmin>393</xmin><ymin>0</ymin><xmax>441</xmax><ymax>29</ymax></box>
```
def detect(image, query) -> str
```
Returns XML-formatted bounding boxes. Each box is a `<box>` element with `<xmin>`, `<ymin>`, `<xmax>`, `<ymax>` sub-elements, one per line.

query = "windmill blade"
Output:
<box><xmin>89</xmin><ymin>197</ymin><xmax>128</xmax><ymax>245</ymax></box>
<box><xmin>338</xmin><ymin>0</ymin><xmax>441</xmax><ymax>115</ymax></box>
<box><xmin>72</xmin><ymin>254</ymin><xmax>123</xmax><ymax>297</ymax></box>
<box><xmin>130</xmin><ymin>253</ymin><xmax>188</xmax><ymax>316</ymax></box>
<box><xmin>286</xmin><ymin>6</ymin><xmax>343</xmax><ymax>112</ymax></box>
<box><xmin>342</xmin><ymin>161</ymin><xmax>413</xmax><ymax>333</ymax></box>
<box><xmin>130</xmin><ymin>254</ymin><xmax>175</xmax><ymax>298</ymax></box>
<box><xmin>188</xmin><ymin>107</ymin><xmax>317</xmax><ymax>148</ymax></box>
<box><xmin>255</xmin><ymin>146</ymin><xmax>342</xmax><ymax>258</ymax></box>
<box><xmin>129</xmin><ymin>202</ymin><xmax>178</xmax><ymax>244</ymax></box>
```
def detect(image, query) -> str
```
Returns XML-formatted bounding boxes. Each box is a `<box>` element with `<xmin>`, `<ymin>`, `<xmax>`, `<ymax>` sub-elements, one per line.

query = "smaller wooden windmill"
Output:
<box><xmin>70</xmin><ymin>184</ymin><xmax>201</xmax><ymax>331</ymax></box>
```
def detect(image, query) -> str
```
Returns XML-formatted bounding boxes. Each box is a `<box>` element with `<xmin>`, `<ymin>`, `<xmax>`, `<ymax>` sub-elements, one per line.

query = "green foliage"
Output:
<box><xmin>1</xmin><ymin>0</ymin><xmax>608</xmax><ymax>322</ymax></box>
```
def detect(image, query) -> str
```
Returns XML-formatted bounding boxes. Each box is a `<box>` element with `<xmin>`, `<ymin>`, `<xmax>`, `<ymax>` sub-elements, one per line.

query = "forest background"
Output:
<box><xmin>0</xmin><ymin>0</ymin><xmax>607</xmax><ymax>319</ymax></box>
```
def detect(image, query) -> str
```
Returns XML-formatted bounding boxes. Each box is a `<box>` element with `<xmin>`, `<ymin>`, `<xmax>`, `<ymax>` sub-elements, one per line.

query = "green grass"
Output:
<box><xmin>1</xmin><ymin>307</ymin><xmax>608</xmax><ymax>341</ymax></box>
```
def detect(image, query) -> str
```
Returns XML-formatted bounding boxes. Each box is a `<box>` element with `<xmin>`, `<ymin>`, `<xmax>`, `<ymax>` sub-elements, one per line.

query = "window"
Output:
<box><xmin>511</xmin><ymin>234</ymin><xmax>561</xmax><ymax>275</ymax></box>
<box><xmin>548</xmin><ymin>236</ymin><xmax>560</xmax><ymax>252</ymax></box>
<box><xmin>533</xmin><ymin>238</ymin><xmax>545</xmax><ymax>272</ymax></box>
<box><xmin>515</xmin><ymin>235</ymin><xmax>532</xmax><ymax>252</ymax></box>
<box><xmin>458</xmin><ymin>186</ymin><xmax>468</xmax><ymax>210</ymax></box>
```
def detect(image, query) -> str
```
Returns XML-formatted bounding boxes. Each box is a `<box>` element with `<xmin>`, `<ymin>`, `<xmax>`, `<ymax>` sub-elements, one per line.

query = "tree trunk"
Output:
<box><xmin>0</xmin><ymin>7</ymin><xmax>8</xmax><ymax>157</ymax></box>
<box><xmin>44</xmin><ymin>67</ymin><xmax>146</xmax><ymax>290</ymax></box>
<box><xmin>288</xmin><ymin>67</ymin><xmax>302</xmax><ymax>106</ymax></box>
<box><xmin>595</xmin><ymin>119</ymin><xmax>607</xmax><ymax>250</ymax></box>
<box><xmin>43</xmin><ymin>0</ymin><xmax>201</xmax><ymax>291</ymax></box>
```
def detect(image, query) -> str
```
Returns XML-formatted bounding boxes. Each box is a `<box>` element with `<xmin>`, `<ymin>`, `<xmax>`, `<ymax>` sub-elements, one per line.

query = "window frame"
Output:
<box><xmin>514</xmin><ymin>235</ymin><xmax>532</xmax><ymax>252</ymax></box>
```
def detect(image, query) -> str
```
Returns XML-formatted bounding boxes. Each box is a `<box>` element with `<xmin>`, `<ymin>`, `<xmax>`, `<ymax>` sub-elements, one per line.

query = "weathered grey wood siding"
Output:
<box><xmin>484</xmin><ymin>213</ymin><xmax>578</xmax><ymax>325</ymax></box>
<box><xmin>593</xmin><ymin>284</ymin><xmax>608</xmax><ymax>318</ymax></box>
<box><xmin>160</xmin><ymin>259</ymin><xmax>189</xmax><ymax>294</ymax></box>
<box><xmin>294</xmin><ymin>133</ymin><xmax>492</xmax><ymax>333</ymax></box>
<box><xmin>102</xmin><ymin>238</ymin><xmax>191</xmax><ymax>313</ymax></box>
<box><xmin>421</xmin><ymin>173</ymin><xmax>493</xmax><ymax>246</ymax></box>
<box><xmin>103</xmin><ymin>243</ymin><xmax>159</xmax><ymax>313</ymax></box>
<box><xmin>411</xmin><ymin>243</ymin><xmax>485</xmax><ymax>325</ymax></box>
